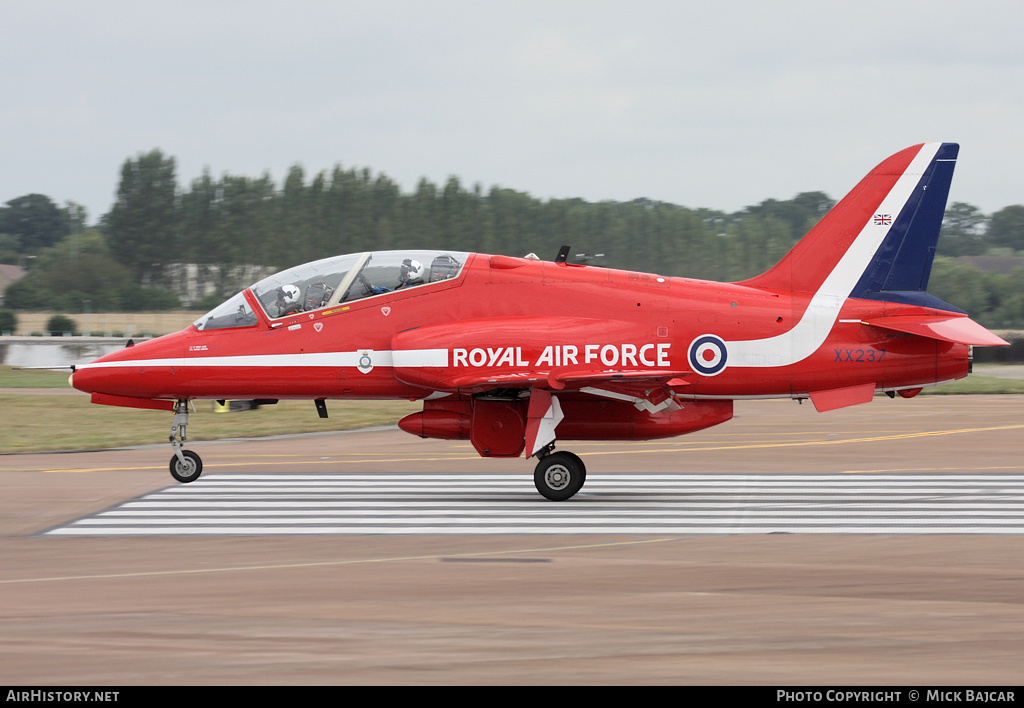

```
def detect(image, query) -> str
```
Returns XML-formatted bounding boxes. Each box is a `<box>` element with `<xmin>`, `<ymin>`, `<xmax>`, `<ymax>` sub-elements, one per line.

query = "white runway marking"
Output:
<box><xmin>43</xmin><ymin>473</ymin><xmax>1024</xmax><ymax>536</ymax></box>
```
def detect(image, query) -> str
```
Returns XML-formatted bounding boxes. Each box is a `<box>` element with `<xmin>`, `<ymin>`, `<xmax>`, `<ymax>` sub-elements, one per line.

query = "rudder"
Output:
<box><xmin>850</xmin><ymin>142</ymin><xmax>959</xmax><ymax>310</ymax></box>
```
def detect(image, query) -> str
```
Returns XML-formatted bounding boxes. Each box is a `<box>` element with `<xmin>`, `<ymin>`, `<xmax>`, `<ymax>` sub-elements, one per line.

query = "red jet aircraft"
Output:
<box><xmin>71</xmin><ymin>142</ymin><xmax>1007</xmax><ymax>500</ymax></box>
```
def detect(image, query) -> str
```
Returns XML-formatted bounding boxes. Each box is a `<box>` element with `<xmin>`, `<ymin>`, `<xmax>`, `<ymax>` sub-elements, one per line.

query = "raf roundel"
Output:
<box><xmin>688</xmin><ymin>334</ymin><xmax>728</xmax><ymax>376</ymax></box>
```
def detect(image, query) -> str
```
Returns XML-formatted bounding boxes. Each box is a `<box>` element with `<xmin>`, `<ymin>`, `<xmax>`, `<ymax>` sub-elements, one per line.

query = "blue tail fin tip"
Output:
<box><xmin>851</xmin><ymin>142</ymin><xmax>959</xmax><ymax>304</ymax></box>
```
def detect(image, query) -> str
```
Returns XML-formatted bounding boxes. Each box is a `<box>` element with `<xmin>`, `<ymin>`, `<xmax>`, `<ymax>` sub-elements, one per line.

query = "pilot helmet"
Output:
<box><xmin>278</xmin><ymin>284</ymin><xmax>300</xmax><ymax>304</ymax></box>
<box><xmin>400</xmin><ymin>259</ymin><xmax>425</xmax><ymax>284</ymax></box>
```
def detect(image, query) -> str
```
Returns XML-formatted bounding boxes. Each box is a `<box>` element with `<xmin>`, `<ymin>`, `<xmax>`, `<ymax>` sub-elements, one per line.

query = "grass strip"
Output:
<box><xmin>3</xmin><ymin>367</ymin><xmax>1024</xmax><ymax>454</ymax></box>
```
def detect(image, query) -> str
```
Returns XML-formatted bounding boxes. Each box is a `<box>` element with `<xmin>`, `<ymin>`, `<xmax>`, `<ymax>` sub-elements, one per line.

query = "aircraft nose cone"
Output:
<box><xmin>70</xmin><ymin>364</ymin><xmax>113</xmax><ymax>395</ymax></box>
<box><xmin>71</xmin><ymin>331</ymin><xmax>190</xmax><ymax>399</ymax></box>
<box><xmin>70</xmin><ymin>363</ymin><xmax>100</xmax><ymax>394</ymax></box>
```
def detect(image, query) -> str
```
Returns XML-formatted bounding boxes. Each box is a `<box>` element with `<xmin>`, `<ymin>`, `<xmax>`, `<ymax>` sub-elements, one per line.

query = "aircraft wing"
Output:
<box><xmin>444</xmin><ymin>368</ymin><xmax>691</xmax><ymax>393</ymax></box>
<box><xmin>416</xmin><ymin>370</ymin><xmax>696</xmax><ymax>457</ymax></box>
<box><xmin>860</xmin><ymin>313</ymin><xmax>1008</xmax><ymax>346</ymax></box>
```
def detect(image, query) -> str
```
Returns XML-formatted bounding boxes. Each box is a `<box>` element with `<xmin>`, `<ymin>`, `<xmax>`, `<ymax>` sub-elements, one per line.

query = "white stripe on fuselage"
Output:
<box><xmin>723</xmin><ymin>143</ymin><xmax>941</xmax><ymax>369</ymax></box>
<box><xmin>77</xmin><ymin>349</ymin><xmax>450</xmax><ymax>370</ymax></box>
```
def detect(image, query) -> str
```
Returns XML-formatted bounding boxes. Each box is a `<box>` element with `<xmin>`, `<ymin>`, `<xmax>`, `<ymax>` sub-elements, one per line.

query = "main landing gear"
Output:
<box><xmin>169</xmin><ymin>400</ymin><xmax>203</xmax><ymax>483</ymax></box>
<box><xmin>533</xmin><ymin>447</ymin><xmax>586</xmax><ymax>501</ymax></box>
<box><xmin>161</xmin><ymin>397</ymin><xmax>586</xmax><ymax>499</ymax></box>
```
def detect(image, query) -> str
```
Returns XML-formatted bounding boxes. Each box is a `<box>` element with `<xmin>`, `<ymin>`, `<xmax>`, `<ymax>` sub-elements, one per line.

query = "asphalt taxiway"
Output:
<box><xmin>2</xmin><ymin>396</ymin><xmax>1024</xmax><ymax>684</ymax></box>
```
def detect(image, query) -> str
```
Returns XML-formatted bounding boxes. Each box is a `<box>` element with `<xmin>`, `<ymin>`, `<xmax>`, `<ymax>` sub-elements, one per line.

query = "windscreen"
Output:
<box><xmin>193</xmin><ymin>291</ymin><xmax>257</xmax><ymax>331</ymax></box>
<box><xmin>193</xmin><ymin>250</ymin><xmax>469</xmax><ymax>329</ymax></box>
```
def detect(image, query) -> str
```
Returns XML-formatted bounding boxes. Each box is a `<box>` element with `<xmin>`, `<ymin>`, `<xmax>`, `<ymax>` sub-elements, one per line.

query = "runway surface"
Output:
<box><xmin>3</xmin><ymin>395</ymin><xmax>1024</xmax><ymax>684</ymax></box>
<box><xmin>44</xmin><ymin>473</ymin><xmax>1024</xmax><ymax>536</ymax></box>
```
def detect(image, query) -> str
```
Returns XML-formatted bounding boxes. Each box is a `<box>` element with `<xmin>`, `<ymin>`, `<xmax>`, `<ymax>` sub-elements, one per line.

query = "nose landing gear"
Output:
<box><xmin>169</xmin><ymin>400</ymin><xmax>203</xmax><ymax>483</ymax></box>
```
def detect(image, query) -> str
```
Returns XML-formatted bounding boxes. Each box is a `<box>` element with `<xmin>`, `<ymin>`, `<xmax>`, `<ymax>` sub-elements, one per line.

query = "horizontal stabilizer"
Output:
<box><xmin>861</xmin><ymin>314</ymin><xmax>1008</xmax><ymax>346</ymax></box>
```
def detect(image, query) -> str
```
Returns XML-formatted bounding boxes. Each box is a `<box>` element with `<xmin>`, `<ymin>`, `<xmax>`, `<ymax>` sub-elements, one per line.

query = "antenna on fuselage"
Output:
<box><xmin>554</xmin><ymin>245</ymin><xmax>571</xmax><ymax>263</ymax></box>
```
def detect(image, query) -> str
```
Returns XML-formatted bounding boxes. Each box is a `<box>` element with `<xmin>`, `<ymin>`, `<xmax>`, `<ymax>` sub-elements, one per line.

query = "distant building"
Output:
<box><xmin>146</xmin><ymin>263</ymin><xmax>277</xmax><ymax>306</ymax></box>
<box><xmin>0</xmin><ymin>264</ymin><xmax>25</xmax><ymax>307</ymax></box>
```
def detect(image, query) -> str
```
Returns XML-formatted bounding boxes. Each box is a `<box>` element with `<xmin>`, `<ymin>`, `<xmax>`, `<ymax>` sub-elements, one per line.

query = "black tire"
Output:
<box><xmin>169</xmin><ymin>450</ymin><xmax>203</xmax><ymax>483</ymax></box>
<box><xmin>534</xmin><ymin>451</ymin><xmax>586</xmax><ymax>501</ymax></box>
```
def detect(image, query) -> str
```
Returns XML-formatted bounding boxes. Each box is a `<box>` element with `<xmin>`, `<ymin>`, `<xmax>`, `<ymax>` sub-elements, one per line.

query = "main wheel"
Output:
<box><xmin>534</xmin><ymin>451</ymin><xmax>586</xmax><ymax>501</ymax></box>
<box><xmin>169</xmin><ymin>450</ymin><xmax>203</xmax><ymax>483</ymax></box>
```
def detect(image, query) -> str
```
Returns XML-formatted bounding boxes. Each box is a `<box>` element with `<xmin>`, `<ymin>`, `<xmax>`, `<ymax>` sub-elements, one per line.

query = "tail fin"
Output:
<box><xmin>740</xmin><ymin>143</ymin><xmax>960</xmax><ymax>311</ymax></box>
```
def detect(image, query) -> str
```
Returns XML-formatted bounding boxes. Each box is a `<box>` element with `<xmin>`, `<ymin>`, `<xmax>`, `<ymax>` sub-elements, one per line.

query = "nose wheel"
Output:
<box><xmin>533</xmin><ymin>451</ymin><xmax>586</xmax><ymax>501</ymax></box>
<box><xmin>170</xmin><ymin>449</ymin><xmax>203</xmax><ymax>483</ymax></box>
<box><xmin>168</xmin><ymin>400</ymin><xmax>203</xmax><ymax>483</ymax></box>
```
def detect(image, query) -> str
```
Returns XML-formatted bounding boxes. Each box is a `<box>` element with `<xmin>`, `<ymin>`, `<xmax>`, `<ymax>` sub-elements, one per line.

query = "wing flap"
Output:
<box><xmin>444</xmin><ymin>368</ymin><xmax>691</xmax><ymax>393</ymax></box>
<box><xmin>552</xmin><ymin>368</ymin><xmax>691</xmax><ymax>389</ymax></box>
<box><xmin>808</xmin><ymin>382</ymin><xmax>876</xmax><ymax>412</ymax></box>
<box><xmin>91</xmin><ymin>393</ymin><xmax>176</xmax><ymax>411</ymax></box>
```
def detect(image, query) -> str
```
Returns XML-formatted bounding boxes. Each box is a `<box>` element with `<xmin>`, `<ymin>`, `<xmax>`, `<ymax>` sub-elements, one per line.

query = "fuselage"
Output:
<box><xmin>70</xmin><ymin>250</ymin><xmax>969</xmax><ymax>405</ymax></box>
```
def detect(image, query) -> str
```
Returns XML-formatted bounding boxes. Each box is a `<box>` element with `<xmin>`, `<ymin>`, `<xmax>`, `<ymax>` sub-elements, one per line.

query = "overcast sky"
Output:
<box><xmin>2</xmin><ymin>1</ymin><xmax>1022</xmax><ymax>226</ymax></box>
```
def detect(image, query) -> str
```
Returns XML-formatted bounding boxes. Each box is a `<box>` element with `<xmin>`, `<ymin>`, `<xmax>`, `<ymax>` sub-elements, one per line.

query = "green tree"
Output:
<box><xmin>46</xmin><ymin>314</ymin><xmax>76</xmax><ymax>336</ymax></box>
<box><xmin>0</xmin><ymin>194</ymin><xmax>69</xmax><ymax>252</ymax></box>
<box><xmin>0</xmin><ymin>309</ymin><xmax>17</xmax><ymax>333</ymax></box>
<box><xmin>106</xmin><ymin>150</ymin><xmax>181</xmax><ymax>284</ymax></box>
<box><xmin>407</xmin><ymin>178</ymin><xmax>440</xmax><ymax>248</ymax></box>
<box><xmin>439</xmin><ymin>177</ymin><xmax>485</xmax><ymax>253</ymax></box>
<box><xmin>791</xmin><ymin>191</ymin><xmax>835</xmax><ymax>221</ymax></box>
<box><xmin>4</xmin><ymin>230</ymin><xmax>134</xmax><ymax>311</ymax></box>
<box><xmin>938</xmin><ymin>202</ymin><xmax>987</xmax><ymax>256</ymax></box>
<box><xmin>927</xmin><ymin>257</ymin><xmax>1008</xmax><ymax>327</ymax></box>
<box><xmin>989</xmin><ymin>267</ymin><xmax>1024</xmax><ymax>327</ymax></box>
<box><xmin>986</xmin><ymin>205</ymin><xmax>1024</xmax><ymax>252</ymax></box>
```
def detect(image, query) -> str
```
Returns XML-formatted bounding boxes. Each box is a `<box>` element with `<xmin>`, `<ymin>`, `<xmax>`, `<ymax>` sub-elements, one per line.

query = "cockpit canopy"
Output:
<box><xmin>195</xmin><ymin>250</ymin><xmax>468</xmax><ymax>331</ymax></box>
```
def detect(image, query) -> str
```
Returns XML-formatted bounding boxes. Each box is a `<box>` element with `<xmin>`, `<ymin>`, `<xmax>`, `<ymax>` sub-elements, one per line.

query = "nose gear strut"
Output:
<box><xmin>169</xmin><ymin>400</ymin><xmax>203</xmax><ymax>483</ymax></box>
